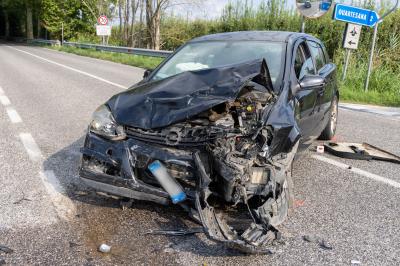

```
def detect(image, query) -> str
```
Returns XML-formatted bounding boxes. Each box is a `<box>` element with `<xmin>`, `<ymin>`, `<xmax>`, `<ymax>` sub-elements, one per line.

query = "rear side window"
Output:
<box><xmin>294</xmin><ymin>42</ymin><xmax>315</xmax><ymax>80</ymax></box>
<box><xmin>308</xmin><ymin>41</ymin><xmax>326</xmax><ymax>72</ymax></box>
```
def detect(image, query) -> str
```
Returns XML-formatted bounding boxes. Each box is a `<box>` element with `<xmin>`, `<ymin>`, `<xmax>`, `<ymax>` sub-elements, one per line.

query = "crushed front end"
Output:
<box><xmin>80</xmin><ymin>60</ymin><xmax>300</xmax><ymax>254</ymax></box>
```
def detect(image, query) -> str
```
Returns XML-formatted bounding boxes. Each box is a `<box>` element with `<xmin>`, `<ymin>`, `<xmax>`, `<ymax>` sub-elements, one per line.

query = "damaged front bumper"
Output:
<box><xmin>80</xmin><ymin>132</ymin><xmax>195</xmax><ymax>205</ymax></box>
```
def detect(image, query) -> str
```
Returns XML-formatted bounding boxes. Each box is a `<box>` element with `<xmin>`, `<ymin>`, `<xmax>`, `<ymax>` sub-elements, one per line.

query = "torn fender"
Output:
<box><xmin>193</xmin><ymin>152</ymin><xmax>278</xmax><ymax>254</ymax></box>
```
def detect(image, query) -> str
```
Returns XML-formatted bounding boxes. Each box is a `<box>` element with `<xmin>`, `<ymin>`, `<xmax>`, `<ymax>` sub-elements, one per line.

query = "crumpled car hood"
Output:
<box><xmin>107</xmin><ymin>59</ymin><xmax>270</xmax><ymax>129</ymax></box>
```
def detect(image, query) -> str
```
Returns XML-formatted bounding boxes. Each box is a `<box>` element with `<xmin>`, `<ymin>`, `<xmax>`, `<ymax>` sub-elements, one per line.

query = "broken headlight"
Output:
<box><xmin>89</xmin><ymin>105</ymin><xmax>126</xmax><ymax>140</ymax></box>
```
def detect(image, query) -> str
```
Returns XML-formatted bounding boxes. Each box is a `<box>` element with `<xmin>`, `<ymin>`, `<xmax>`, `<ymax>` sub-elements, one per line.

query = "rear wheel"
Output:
<box><xmin>319</xmin><ymin>94</ymin><xmax>338</xmax><ymax>140</ymax></box>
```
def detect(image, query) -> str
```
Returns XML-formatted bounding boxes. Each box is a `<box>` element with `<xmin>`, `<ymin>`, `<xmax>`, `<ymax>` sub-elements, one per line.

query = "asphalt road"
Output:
<box><xmin>0</xmin><ymin>43</ymin><xmax>399</xmax><ymax>265</ymax></box>
<box><xmin>297</xmin><ymin>1</ymin><xmax>328</xmax><ymax>18</ymax></box>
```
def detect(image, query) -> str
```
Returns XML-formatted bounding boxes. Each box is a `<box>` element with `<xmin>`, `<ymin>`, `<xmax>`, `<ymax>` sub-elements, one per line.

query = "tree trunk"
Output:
<box><xmin>130</xmin><ymin>0</ymin><xmax>136</xmax><ymax>47</ymax></box>
<box><xmin>154</xmin><ymin>8</ymin><xmax>160</xmax><ymax>50</ymax></box>
<box><xmin>124</xmin><ymin>0</ymin><xmax>129</xmax><ymax>45</ymax></box>
<box><xmin>146</xmin><ymin>0</ymin><xmax>163</xmax><ymax>50</ymax></box>
<box><xmin>118</xmin><ymin>0</ymin><xmax>123</xmax><ymax>38</ymax></box>
<box><xmin>4</xmin><ymin>9</ymin><xmax>10</xmax><ymax>38</ymax></box>
<box><xmin>138</xmin><ymin>0</ymin><xmax>144</xmax><ymax>48</ymax></box>
<box><xmin>26</xmin><ymin>5</ymin><xmax>34</xmax><ymax>40</ymax></box>
<box><xmin>37</xmin><ymin>19</ymin><xmax>41</xmax><ymax>38</ymax></box>
<box><xmin>145</xmin><ymin>0</ymin><xmax>153</xmax><ymax>49</ymax></box>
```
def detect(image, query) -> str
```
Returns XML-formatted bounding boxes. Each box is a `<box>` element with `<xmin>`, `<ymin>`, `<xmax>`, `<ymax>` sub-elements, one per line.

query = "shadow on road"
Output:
<box><xmin>42</xmin><ymin>137</ymin><xmax>248</xmax><ymax>259</ymax></box>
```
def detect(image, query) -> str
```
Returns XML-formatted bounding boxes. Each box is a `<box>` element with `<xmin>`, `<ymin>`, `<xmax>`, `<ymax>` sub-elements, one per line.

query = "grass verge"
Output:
<box><xmin>340</xmin><ymin>86</ymin><xmax>400</xmax><ymax>107</ymax></box>
<box><xmin>338</xmin><ymin>71</ymin><xmax>400</xmax><ymax>107</ymax></box>
<box><xmin>49</xmin><ymin>45</ymin><xmax>164</xmax><ymax>70</ymax></box>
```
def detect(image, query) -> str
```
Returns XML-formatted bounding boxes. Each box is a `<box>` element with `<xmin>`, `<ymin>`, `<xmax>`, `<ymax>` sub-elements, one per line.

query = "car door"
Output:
<box><xmin>293</xmin><ymin>40</ymin><xmax>320</xmax><ymax>142</ymax></box>
<box><xmin>307</xmin><ymin>40</ymin><xmax>336</xmax><ymax>133</ymax></box>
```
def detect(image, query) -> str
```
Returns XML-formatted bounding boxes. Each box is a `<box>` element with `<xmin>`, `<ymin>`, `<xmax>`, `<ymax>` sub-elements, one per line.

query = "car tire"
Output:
<box><xmin>319</xmin><ymin>94</ymin><xmax>338</xmax><ymax>140</ymax></box>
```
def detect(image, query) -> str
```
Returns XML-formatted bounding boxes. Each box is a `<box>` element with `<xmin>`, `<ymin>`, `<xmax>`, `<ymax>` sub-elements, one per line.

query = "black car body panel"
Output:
<box><xmin>107</xmin><ymin>60</ymin><xmax>270</xmax><ymax>130</ymax></box>
<box><xmin>80</xmin><ymin>31</ymin><xmax>339</xmax><ymax>254</ymax></box>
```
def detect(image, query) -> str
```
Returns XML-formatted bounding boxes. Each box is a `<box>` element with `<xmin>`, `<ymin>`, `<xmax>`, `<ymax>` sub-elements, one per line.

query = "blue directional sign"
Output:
<box><xmin>333</xmin><ymin>4</ymin><xmax>379</xmax><ymax>27</ymax></box>
<box><xmin>320</xmin><ymin>2</ymin><xmax>332</xmax><ymax>11</ymax></box>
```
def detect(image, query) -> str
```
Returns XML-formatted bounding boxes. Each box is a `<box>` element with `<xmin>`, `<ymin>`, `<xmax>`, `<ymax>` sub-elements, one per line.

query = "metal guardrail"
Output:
<box><xmin>63</xmin><ymin>41</ymin><xmax>173</xmax><ymax>58</ymax></box>
<box><xmin>29</xmin><ymin>39</ymin><xmax>172</xmax><ymax>58</ymax></box>
<box><xmin>2</xmin><ymin>37</ymin><xmax>28</xmax><ymax>43</ymax></box>
<box><xmin>29</xmin><ymin>39</ymin><xmax>61</xmax><ymax>46</ymax></box>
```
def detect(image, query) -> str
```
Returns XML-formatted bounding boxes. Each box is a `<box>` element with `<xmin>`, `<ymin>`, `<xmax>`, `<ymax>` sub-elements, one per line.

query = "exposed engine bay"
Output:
<box><xmin>80</xmin><ymin>59</ymin><xmax>301</xmax><ymax>254</ymax></box>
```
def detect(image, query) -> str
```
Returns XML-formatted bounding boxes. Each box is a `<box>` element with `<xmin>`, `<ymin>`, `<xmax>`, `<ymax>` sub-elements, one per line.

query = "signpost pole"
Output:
<box><xmin>61</xmin><ymin>22</ymin><xmax>64</xmax><ymax>46</ymax></box>
<box><xmin>300</xmin><ymin>16</ymin><xmax>305</xmax><ymax>33</ymax></box>
<box><xmin>364</xmin><ymin>24</ymin><xmax>378</xmax><ymax>91</ymax></box>
<box><xmin>342</xmin><ymin>49</ymin><xmax>351</xmax><ymax>81</ymax></box>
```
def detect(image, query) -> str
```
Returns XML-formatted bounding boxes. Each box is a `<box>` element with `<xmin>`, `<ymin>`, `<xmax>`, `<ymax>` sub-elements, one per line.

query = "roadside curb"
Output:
<box><xmin>339</xmin><ymin>103</ymin><xmax>400</xmax><ymax>118</ymax></box>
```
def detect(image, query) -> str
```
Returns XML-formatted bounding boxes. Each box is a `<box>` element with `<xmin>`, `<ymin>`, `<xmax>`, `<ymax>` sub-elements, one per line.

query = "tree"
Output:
<box><xmin>129</xmin><ymin>0</ymin><xmax>139</xmax><ymax>46</ymax></box>
<box><xmin>1</xmin><ymin>0</ymin><xmax>11</xmax><ymax>38</ymax></box>
<box><xmin>26</xmin><ymin>0</ymin><xmax>34</xmax><ymax>39</ymax></box>
<box><xmin>145</xmin><ymin>0</ymin><xmax>169</xmax><ymax>50</ymax></box>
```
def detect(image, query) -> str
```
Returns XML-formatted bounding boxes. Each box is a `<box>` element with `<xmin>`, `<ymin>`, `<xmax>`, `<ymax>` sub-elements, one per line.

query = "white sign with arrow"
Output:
<box><xmin>343</xmin><ymin>23</ymin><xmax>362</xmax><ymax>50</ymax></box>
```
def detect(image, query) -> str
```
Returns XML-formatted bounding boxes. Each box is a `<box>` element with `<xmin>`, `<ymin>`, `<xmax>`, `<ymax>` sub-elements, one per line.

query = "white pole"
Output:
<box><xmin>342</xmin><ymin>49</ymin><xmax>351</xmax><ymax>81</ymax></box>
<box><xmin>364</xmin><ymin>24</ymin><xmax>378</xmax><ymax>92</ymax></box>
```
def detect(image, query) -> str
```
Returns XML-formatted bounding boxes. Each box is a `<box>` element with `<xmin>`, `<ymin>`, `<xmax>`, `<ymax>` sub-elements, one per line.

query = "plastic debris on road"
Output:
<box><xmin>324</xmin><ymin>142</ymin><xmax>400</xmax><ymax>164</ymax></box>
<box><xmin>98</xmin><ymin>244</ymin><xmax>111</xmax><ymax>253</ymax></box>
<box><xmin>317</xmin><ymin>145</ymin><xmax>325</xmax><ymax>153</ymax></box>
<box><xmin>0</xmin><ymin>245</ymin><xmax>13</xmax><ymax>254</ymax></box>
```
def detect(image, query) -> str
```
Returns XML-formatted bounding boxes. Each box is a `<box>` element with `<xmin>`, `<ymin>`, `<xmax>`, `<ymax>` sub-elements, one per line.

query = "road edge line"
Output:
<box><xmin>312</xmin><ymin>154</ymin><xmax>400</xmax><ymax>188</ymax></box>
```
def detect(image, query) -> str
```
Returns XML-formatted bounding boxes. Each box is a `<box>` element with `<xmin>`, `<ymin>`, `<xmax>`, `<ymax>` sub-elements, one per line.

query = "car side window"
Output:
<box><xmin>294</xmin><ymin>42</ymin><xmax>315</xmax><ymax>80</ymax></box>
<box><xmin>308</xmin><ymin>41</ymin><xmax>326</xmax><ymax>72</ymax></box>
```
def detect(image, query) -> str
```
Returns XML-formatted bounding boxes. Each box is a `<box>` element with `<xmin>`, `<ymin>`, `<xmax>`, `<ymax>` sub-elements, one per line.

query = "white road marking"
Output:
<box><xmin>312</xmin><ymin>155</ymin><xmax>400</xmax><ymax>189</ymax></box>
<box><xmin>7</xmin><ymin>46</ymin><xmax>127</xmax><ymax>89</ymax></box>
<box><xmin>6</xmin><ymin>107</ymin><xmax>22</xmax><ymax>123</ymax></box>
<box><xmin>0</xmin><ymin>95</ymin><xmax>11</xmax><ymax>106</ymax></box>
<box><xmin>19</xmin><ymin>133</ymin><xmax>43</xmax><ymax>162</ymax></box>
<box><xmin>39</xmin><ymin>170</ymin><xmax>76</xmax><ymax>220</ymax></box>
<box><xmin>0</xmin><ymin>85</ymin><xmax>76</xmax><ymax>222</ymax></box>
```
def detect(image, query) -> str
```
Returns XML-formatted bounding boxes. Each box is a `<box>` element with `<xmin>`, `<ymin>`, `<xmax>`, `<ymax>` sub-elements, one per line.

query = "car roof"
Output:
<box><xmin>188</xmin><ymin>31</ymin><xmax>312</xmax><ymax>43</ymax></box>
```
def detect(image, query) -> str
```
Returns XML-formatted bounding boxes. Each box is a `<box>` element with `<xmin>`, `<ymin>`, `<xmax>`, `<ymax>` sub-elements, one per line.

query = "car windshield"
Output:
<box><xmin>151</xmin><ymin>41</ymin><xmax>286</xmax><ymax>89</ymax></box>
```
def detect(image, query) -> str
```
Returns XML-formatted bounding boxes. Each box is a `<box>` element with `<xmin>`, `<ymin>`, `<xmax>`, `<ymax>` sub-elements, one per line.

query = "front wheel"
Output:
<box><xmin>319</xmin><ymin>94</ymin><xmax>338</xmax><ymax>140</ymax></box>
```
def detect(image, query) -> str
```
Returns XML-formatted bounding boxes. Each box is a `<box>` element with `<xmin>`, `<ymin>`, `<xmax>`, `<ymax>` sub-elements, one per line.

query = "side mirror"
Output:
<box><xmin>143</xmin><ymin>69</ymin><xmax>153</xmax><ymax>79</ymax></box>
<box><xmin>299</xmin><ymin>75</ymin><xmax>326</xmax><ymax>89</ymax></box>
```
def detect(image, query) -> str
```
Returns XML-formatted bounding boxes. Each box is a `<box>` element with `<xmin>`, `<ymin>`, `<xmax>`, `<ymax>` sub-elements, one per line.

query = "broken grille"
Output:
<box><xmin>125</xmin><ymin>125</ymin><xmax>226</xmax><ymax>147</ymax></box>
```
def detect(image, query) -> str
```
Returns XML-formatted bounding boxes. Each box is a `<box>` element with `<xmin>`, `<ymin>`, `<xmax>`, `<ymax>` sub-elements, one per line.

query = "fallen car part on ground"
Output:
<box><xmin>145</xmin><ymin>227</ymin><xmax>204</xmax><ymax>236</ymax></box>
<box><xmin>0</xmin><ymin>245</ymin><xmax>13</xmax><ymax>254</ymax></box>
<box><xmin>80</xmin><ymin>59</ymin><xmax>301</xmax><ymax>253</ymax></box>
<box><xmin>324</xmin><ymin>142</ymin><xmax>400</xmax><ymax>164</ymax></box>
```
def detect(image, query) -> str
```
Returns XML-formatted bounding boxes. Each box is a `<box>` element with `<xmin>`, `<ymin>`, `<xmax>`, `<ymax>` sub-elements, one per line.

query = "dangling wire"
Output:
<box><xmin>241</xmin><ymin>186</ymin><xmax>257</xmax><ymax>223</ymax></box>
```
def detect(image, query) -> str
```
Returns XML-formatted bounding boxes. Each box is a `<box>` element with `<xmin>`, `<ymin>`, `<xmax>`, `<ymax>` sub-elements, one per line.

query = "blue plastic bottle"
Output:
<box><xmin>148</xmin><ymin>160</ymin><xmax>186</xmax><ymax>204</ymax></box>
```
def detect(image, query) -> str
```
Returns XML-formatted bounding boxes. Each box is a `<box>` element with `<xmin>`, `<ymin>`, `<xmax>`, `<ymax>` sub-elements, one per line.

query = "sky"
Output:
<box><xmin>167</xmin><ymin>0</ymin><xmax>399</xmax><ymax>20</ymax></box>
<box><xmin>169</xmin><ymin>0</ymin><xmax>267</xmax><ymax>19</ymax></box>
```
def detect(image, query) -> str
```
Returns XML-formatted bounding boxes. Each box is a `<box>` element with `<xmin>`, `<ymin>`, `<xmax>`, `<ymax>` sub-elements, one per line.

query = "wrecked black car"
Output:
<box><xmin>80</xmin><ymin>31</ymin><xmax>339</xmax><ymax>253</ymax></box>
